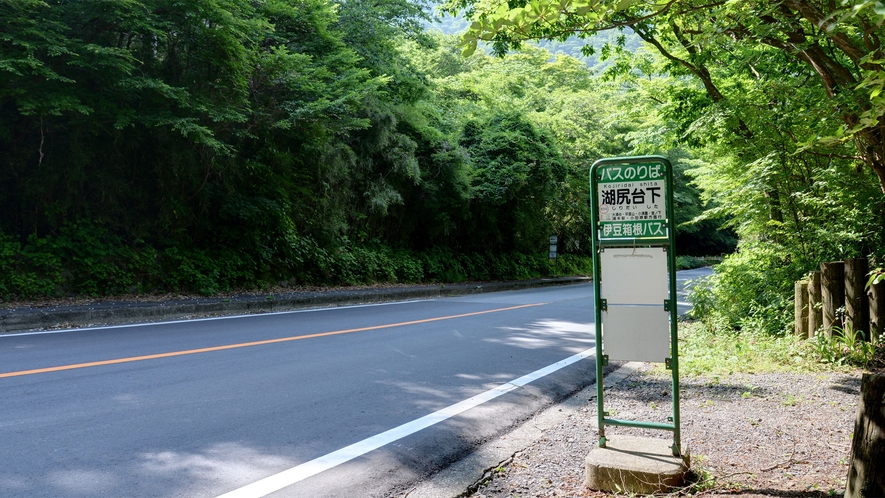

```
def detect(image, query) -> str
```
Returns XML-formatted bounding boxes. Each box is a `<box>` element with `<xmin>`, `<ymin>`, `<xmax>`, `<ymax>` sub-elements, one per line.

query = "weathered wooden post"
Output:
<box><xmin>820</xmin><ymin>261</ymin><xmax>845</xmax><ymax>336</ymax></box>
<box><xmin>870</xmin><ymin>278</ymin><xmax>885</xmax><ymax>342</ymax></box>
<box><xmin>794</xmin><ymin>279</ymin><xmax>809</xmax><ymax>338</ymax></box>
<box><xmin>845</xmin><ymin>258</ymin><xmax>869</xmax><ymax>338</ymax></box>
<box><xmin>808</xmin><ymin>271</ymin><xmax>822</xmax><ymax>337</ymax></box>
<box><xmin>845</xmin><ymin>373</ymin><xmax>885</xmax><ymax>498</ymax></box>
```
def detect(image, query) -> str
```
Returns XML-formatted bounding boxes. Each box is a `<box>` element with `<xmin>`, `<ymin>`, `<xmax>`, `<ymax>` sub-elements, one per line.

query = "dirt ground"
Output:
<box><xmin>468</xmin><ymin>368</ymin><xmax>862</xmax><ymax>498</ymax></box>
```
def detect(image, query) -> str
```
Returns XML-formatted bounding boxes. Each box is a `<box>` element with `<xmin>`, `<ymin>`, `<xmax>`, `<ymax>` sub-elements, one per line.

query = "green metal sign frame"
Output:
<box><xmin>590</xmin><ymin>155</ymin><xmax>681</xmax><ymax>457</ymax></box>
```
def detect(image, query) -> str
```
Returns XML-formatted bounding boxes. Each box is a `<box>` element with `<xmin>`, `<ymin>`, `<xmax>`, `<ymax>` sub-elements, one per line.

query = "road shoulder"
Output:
<box><xmin>404</xmin><ymin>362</ymin><xmax>647</xmax><ymax>498</ymax></box>
<box><xmin>0</xmin><ymin>277</ymin><xmax>589</xmax><ymax>334</ymax></box>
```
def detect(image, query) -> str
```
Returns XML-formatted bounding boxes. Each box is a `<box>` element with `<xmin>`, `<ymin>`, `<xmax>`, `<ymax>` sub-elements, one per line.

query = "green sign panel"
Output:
<box><xmin>595</xmin><ymin>162</ymin><xmax>667</xmax><ymax>241</ymax></box>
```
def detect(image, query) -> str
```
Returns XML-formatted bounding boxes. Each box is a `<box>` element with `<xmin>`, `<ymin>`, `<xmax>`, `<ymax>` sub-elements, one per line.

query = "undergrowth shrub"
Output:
<box><xmin>159</xmin><ymin>246</ymin><xmax>261</xmax><ymax>295</ymax></box>
<box><xmin>550</xmin><ymin>254</ymin><xmax>594</xmax><ymax>276</ymax></box>
<box><xmin>675</xmin><ymin>255</ymin><xmax>715</xmax><ymax>270</ymax></box>
<box><xmin>317</xmin><ymin>246</ymin><xmax>427</xmax><ymax>285</ymax></box>
<box><xmin>685</xmin><ymin>241</ymin><xmax>884</xmax><ymax>369</ymax></box>
<box><xmin>689</xmin><ymin>242</ymin><xmax>807</xmax><ymax>336</ymax></box>
<box><xmin>0</xmin><ymin>231</ymin><xmax>63</xmax><ymax>297</ymax></box>
<box><xmin>811</xmin><ymin>322</ymin><xmax>880</xmax><ymax>369</ymax></box>
<box><xmin>0</xmin><ymin>225</ymin><xmax>594</xmax><ymax>300</ymax></box>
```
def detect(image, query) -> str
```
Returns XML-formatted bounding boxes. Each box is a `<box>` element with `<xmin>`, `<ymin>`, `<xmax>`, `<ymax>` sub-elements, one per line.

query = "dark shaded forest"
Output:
<box><xmin>2</xmin><ymin>0</ymin><xmax>733</xmax><ymax>299</ymax></box>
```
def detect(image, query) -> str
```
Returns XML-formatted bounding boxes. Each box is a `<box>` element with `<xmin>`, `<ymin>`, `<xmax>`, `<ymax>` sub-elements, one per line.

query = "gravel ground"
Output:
<box><xmin>468</xmin><ymin>367</ymin><xmax>861</xmax><ymax>497</ymax></box>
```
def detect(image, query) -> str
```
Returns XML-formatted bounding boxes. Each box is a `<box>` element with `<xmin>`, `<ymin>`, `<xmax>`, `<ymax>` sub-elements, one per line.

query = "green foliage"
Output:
<box><xmin>559</xmin><ymin>7</ymin><xmax>883</xmax><ymax>337</ymax></box>
<box><xmin>689</xmin><ymin>243</ymin><xmax>809</xmax><ymax>337</ymax></box>
<box><xmin>0</xmin><ymin>231</ymin><xmax>63</xmax><ymax>298</ymax></box>
<box><xmin>0</xmin><ymin>0</ymin><xmax>383</xmax><ymax>242</ymax></box>
<box><xmin>0</xmin><ymin>223</ymin><xmax>259</xmax><ymax>297</ymax></box>
<box><xmin>448</xmin><ymin>0</ymin><xmax>885</xmax><ymax>195</ymax></box>
<box><xmin>869</xmin><ymin>268</ymin><xmax>885</xmax><ymax>288</ymax></box>
<box><xmin>404</xmin><ymin>36</ymin><xmax>734</xmax><ymax>257</ymax></box>
<box><xmin>678</xmin><ymin>322</ymin><xmax>820</xmax><ymax>376</ymax></box>
<box><xmin>428</xmin><ymin>13</ymin><xmax>643</xmax><ymax>72</ymax></box>
<box><xmin>684</xmin><ymin>129</ymin><xmax>882</xmax><ymax>336</ymax></box>
<box><xmin>674</xmin><ymin>255</ymin><xmax>715</xmax><ymax>270</ymax></box>
<box><xmin>678</xmin><ymin>317</ymin><xmax>878</xmax><ymax>377</ymax></box>
<box><xmin>0</xmin><ymin>222</ymin><xmax>593</xmax><ymax>300</ymax></box>
<box><xmin>550</xmin><ymin>254</ymin><xmax>594</xmax><ymax>276</ymax></box>
<box><xmin>461</xmin><ymin>112</ymin><xmax>565</xmax><ymax>252</ymax></box>
<box><xmin>443</xmin><ymin>0</ymin><xmax>885</xmax><ymax>343</ymax></box>
<box><xmin>812</xmin><ymin>323</ymin><xmax>880</xmax><ymax>369</ymax></box>
<box><xmin>417</xmin><ymin>249</ymin><xmax>591</xmax><ymax>282</ymax></box>
<box><xmin>311</xmin><ymin>245</ymin><xmax>427</xmax><ymax>285</ymax></box>
<box><xmin>0</xmin><ymin>0</ymin><xmax>726</xmax><ymax>301</ymax></box>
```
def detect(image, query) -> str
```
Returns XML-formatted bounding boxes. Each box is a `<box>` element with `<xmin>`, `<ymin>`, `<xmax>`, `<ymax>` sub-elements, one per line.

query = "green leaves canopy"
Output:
<box><xmin>444</xmin><ymin>0</ymin><xmax>885</xmax><ymax>195</ymax></box>
<box><xmin>0</xmin><ymin>0</ymin><xmax>383</xmax><ymax>239</ymax></box>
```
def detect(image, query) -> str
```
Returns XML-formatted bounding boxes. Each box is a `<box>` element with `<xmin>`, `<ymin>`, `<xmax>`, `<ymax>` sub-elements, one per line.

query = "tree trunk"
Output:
<box><xmin>845</xmin><ymin>373</ymin><xmax>885</xmax><ymax>498</ymax></box>
<box><xmin>821</xmin><ymin>261</ymin><xmax>845</xmax><ymax>336</ymax></box>
<box><xmin>845</xmin><ymin>258</ymin><xmax>869</xmax><ymax>338</ymax></box>
<box><xmin>808</xmin><ymin>271</ymin><xmax>822</xmax><ymax>336</ymax></box>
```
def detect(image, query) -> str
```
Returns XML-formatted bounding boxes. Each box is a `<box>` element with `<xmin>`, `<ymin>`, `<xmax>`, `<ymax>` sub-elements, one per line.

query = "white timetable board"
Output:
<box><xmin>602</xmin><ymin>306</ymin><xmax>670</xmax><ymax>362</ymax></box>
<box><xmin>600</xmin><ymin>247</ymin><xmax>668</xmax><ymax>305</ymax></box>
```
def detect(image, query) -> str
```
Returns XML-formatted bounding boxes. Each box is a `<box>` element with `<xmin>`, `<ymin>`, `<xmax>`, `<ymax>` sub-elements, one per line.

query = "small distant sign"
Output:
<box><xmin>596</xmin><ymin>162</ymin><xmax>667</xmax><ymax>240</ymax></box>
<box><xmin>549</xmin><ymin>235</ymin><xmax>558</xmax><ymax>259</ymax></box>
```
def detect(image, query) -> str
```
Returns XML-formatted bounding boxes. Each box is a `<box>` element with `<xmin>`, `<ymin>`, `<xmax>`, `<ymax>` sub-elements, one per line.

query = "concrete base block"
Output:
<box><xmin>585</xmin><ymin>436</ymin><xmax>690</xmax><ymax>494</ymax></box>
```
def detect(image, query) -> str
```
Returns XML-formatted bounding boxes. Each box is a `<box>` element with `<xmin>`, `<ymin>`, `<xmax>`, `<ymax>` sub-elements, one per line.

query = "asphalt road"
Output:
<box><xmin>0</xmin><ymin>269</ymin><xmax>711</xmax><ymax>498</ymax></box>
<box><xmin>675</xmin><ymin>266</ymin><xmax>713</xmax><ymax>314</ymax></box>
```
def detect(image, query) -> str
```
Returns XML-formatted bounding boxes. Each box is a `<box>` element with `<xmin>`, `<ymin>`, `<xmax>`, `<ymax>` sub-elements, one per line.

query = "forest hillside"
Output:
<box><xmin>5</xmin><ymin>0</ymin><xmax>884</xmax><ymax>342</ymax></box>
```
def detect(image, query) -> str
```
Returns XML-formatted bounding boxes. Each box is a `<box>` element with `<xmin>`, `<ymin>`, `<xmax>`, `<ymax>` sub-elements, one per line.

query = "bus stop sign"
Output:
<box><xmin>590</xmin><ymin>155</ymin><xmax>682</xmax><ymax>457</ymax></box>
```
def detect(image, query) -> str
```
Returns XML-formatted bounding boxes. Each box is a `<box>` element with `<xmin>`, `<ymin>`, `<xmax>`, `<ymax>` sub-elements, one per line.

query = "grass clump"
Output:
<box><xmin>810</xmin><ymin>322</ymin><xmax>881</xmax><ymax>370</ymax></box>
<box><xmin>675</xmin><ymin>320</ymin><xmax>885</xmax><ymax>377</ymax></box>
<box><xmin>676</xmin><ymin>321</ymin><xmax>822</xmax><ymax>376</ymax></box>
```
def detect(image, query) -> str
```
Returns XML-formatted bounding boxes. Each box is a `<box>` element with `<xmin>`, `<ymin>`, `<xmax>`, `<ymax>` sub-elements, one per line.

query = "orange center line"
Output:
<box><xmin>0</xmin><ymin>302</ymin><xmax>548</xmax><ymax>379</ymax></box>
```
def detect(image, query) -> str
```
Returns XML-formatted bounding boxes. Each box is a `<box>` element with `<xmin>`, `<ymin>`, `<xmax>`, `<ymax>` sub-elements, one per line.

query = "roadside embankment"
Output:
<box><xmin>0</xmin><ymin>277</ymin><xmax>589</xmax><ymax>334</ymax></box>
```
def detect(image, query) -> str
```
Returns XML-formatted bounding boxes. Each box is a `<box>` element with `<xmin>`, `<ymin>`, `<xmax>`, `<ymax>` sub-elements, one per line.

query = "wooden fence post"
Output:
<box><xmin>845</xmin><ymin>373</ymin><xmax>885</xmax><ymax>498</ymax></box>
<box><xmin>820</xmin><ymin>261</ymin><xmax>845</xmax><ymax>336</ymax></box>
<box><xmin>870</xmin><ymin>279</ymin><xmax>885</xmax><ymax>342</ymax></box>
<box><xmin>808</xmin><ymin>271</ymin><xmax>822</xmax><ymax>337</ymax></box>
<box><xmin>845</xmin><ymin>258</ymin><xmax>869</xmax><ymax>338</ymax></box>
<box><xmin>794</xmin><ymin>280</ymin><xmax>809</xmax><ymax>338</ymax></box>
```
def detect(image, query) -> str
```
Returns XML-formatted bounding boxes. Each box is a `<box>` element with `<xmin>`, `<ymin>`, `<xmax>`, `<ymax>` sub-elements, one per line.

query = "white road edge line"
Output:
<box><xmin>0</xmin><ymin>299</ymin><xmax>437</xmax><ymax>337</ymax></box>
<box><xmin>215</xmin><ymin>347</ymin><xmax>596</xmax><ymax>498</ymax></box>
